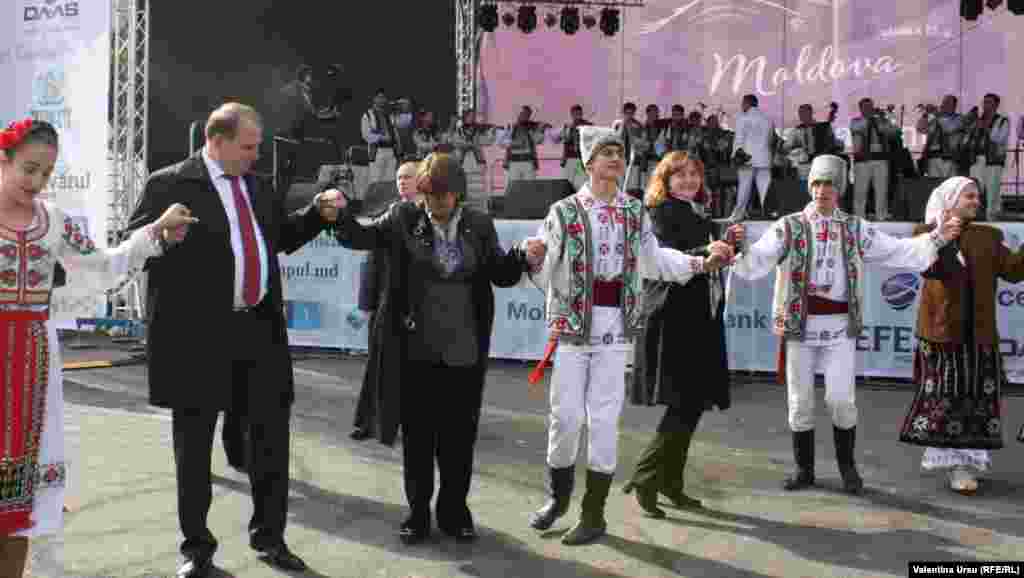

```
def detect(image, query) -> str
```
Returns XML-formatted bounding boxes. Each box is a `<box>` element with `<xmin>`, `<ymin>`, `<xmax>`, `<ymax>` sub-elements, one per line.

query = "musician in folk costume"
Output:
<box><xmin>361</xmin><ymin>89</ymin><xmax>400</xmax><ymax>187</ymax></box>
<box><xmin>519</xmin><ymin>126</ymin><xmax>735</xmax><ymax>545</ymax></box>
<box><xmin>784</xmin><ymin>104</ymin><xmax>843</xmax><ymax>196</ymax></box>
<box><xmin>850</xmin><ymin>97</ymin><xmax>900</xmax><ymax>220</ymax></box>
<box><xmin>447</xmin><ymin>109</ymin><xmax>497</xmax><ymax>213</ymax></box>
<box><xmin>552</xmin><ymin>104</ymin><xmax>591</xmax><ymax>190</ymax></box>
<box><xmin>915</xmin><ymin>95</ymin><xmax>963</xmax><ymax>180</ymax></box>
<box><xmin>621</xmin><ymin>152</ymin><xmax>733</xmax><ymax>518</ymax></box>
<box><xmin>898</xmin><ymin>177</ymin><xmax>1024</xmax><ymax>493</ymax></box>
<box><xmin>963</xmin><ymin>94</ymin><xmax>1011</xmax><ymax>220</ymax></box>
<box><xmin>655</xmin><ymin>105</ymin><xmax>691</xmax><ymax>157</ymax></box>
<box><xmin>411</xmin><ymin>109</ymin><xmax>444</xmax><ymax>161</ymax></box>
<box><xmin>612</xmin><ymin>102</ymin><xmax>645</xmax><ymax>191</ymax></box>
<box><xmin>497</xmin><ymin>105</ymin><xmax>551</xmax><ymax>188</ymax></box>
<box><xmin>0</xmin><ymin>119</ymin><xmax>196</xmax><ymax>577</ymax></box>
<box><xmin>729</xmin><ymin>154</ymin><xmax>962</xmax><ymax>496</ymax></box>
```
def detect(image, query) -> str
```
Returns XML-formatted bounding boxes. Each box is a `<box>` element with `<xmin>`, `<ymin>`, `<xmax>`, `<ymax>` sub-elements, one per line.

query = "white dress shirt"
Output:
<box><xmin>202</xmin><ymin>147</ymin><xmax>270</xmax><ymax>309</ymax></box>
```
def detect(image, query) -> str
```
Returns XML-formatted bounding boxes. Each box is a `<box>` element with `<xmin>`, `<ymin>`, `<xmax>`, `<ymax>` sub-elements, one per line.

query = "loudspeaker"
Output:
<box><xmin>899</xmin><ymin>177</ymin><xmax>943</xmax><ymax>222</ymax></box>
<box><xmin>503</xmin><ymin>179</ymin><xmax>574</xmax><ymax>219</ymax></box>
<box><xmin>766</xmin><ymin>178</ymin><xmax>808</xmax><ymax>217</ymax></box>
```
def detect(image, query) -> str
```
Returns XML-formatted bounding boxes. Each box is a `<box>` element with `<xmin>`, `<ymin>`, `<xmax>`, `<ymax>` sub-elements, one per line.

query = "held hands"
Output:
<box><xmin>524</xmin><ymin>237</ymin><xmax>547</xmax><ymax>268</ymax></box>
<box><xmin>704</xmin><ymin>240</ymin><xmax>735</xmax><ymax>271</ymax></box>
<box><xmin>318</xmin><ymin>189</ymin><xmax>347</xmax><ymax>222</ymax></box>
<box><xmin>155</xmin><ymin>203</ymin><xmax>199</xmax><ymax>244</ymax></box>
<box><xmin>938</xmin><ymin>210</ymin><xmax>963</xmax><ymax>242</ymax></box>
<box><xmin>725</xmin><ymin>223</ymin><xmax>745</xmax><ymax>248</ymax></box>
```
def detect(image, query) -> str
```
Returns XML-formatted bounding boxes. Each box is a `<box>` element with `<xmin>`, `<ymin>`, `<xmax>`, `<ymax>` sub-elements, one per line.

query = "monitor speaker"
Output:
<box><xmin>765</xmin><ymin>178</ymin><xmax>808</xmax><ymax>217</ymax></box>
<box><xmin>503</xmin><ymin>179</ymin><xmax>574</xmax><ymax>219</ymax></box>
<box><xmin>900</xmin><ymin>177</ymin><xmax>943</xmax><ymax>222</ymax></box>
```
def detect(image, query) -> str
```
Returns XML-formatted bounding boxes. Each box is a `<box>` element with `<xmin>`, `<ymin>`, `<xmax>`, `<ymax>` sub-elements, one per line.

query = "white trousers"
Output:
<box><xmin>368</xmin><ymin>147</ymin><xmax>397</xmax><ymax>186</ymax></box>
<box><xmin>547</xmin><ymin>348</ymin><xmax>629</xmax><ymax>474</ymax></box>
<box><xmin>462</xmin><ymin>155</ymin><xmax>489</xmax><ymax>214</ymax></box>
<box><xmin>853</xmin><ymin>160</ymin><xmax>889</xmax><ymax>218</ymax></box>
<box><xmin>970</xmin><ymin>157</ymin><xmax>1004</xmax><ymax>218</ymax></box>
<box><xmin>506</xmin><ymin>161</ymin><xmax>537</xmax><ymax>185</ymax></box>
<box><xmin>785</xmin><ymin>337</ymin><xmax>858</xmax><ymax>431</ymax></box>
<box><xmin>731</xmin><ymin>167</ymin><xmax>772</xmax><ymax>220</ymax></box>
<box><xmin>562</xmin><ymin>159</ymin><xmax>587</xmax><ymax>190</ymax></box>
<box><xmin>926</xmin><ymin>157</ymin><xmax>956</xmax><ymax>179</ymax></box>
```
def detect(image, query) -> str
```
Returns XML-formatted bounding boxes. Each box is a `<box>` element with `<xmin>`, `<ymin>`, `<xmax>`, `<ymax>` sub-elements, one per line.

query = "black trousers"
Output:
<box><xmin>352</xmin><ymin>314</ymin><xmax>378</xmax><ymax>434</ymax></box>
<box><xmin>400</xmin><ymin>361</ymin><xmax>483</xmax><ymax>529</ymax></box>
<box><xmin>172</xmin><ymin>307</ymin><xmax>292</xmax><ymax>559</ymax></box>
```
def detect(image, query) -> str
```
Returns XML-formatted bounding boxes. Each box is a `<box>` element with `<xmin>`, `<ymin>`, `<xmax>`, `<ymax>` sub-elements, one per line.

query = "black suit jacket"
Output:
<box><xmin>127</xmin><ymin>152</ymin><xmax>328</xmax><ymax>410</ymax></box>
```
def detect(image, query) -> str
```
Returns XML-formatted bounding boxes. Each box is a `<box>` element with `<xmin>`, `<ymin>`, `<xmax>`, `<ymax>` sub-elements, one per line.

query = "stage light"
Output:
<box><xmin>478</xmin><ymin>4</ymin><xmax>498</xmax><ymax>32</ymax></box>
<box><xmin>1009</xmin><ymin>0</ymin><xmax>1024</xmax><ymax>13</ymax></box>
<box><xmin>961</xmin><ymin>0</ymin><xmax>983</xmax><ymax>19</ymax></box>
<box><xmin>986</xmin><ymin>0</ymin><xmax>1002</xmax><ymax>8</ymax></box>
<box><xmin>517</xmin><ymin>5</ymin><xmax>537</xmax><ymax>33</ymax></box>
<box><xmin>544</xmin><ymin>11</ymin><xmax>557</xmax><ymax>28</ymax></box>
<box><xmin>583</xmin><ymin>13</ymin><xmax>598</xmax><ymax>29</ymax></box>
<box><xmin>560</xmin><ymin>6</ymin><xmax>580</xmax><ymax>35</ymax></box>
<box><xmin>502</xmin><ymin>11</ymin><xmax>516</xmax><ymax>27</ymax></box>
<box><xmin>599</xmin><ymin>8</ymin><xmax>620</xmax><ymax>36</ymax></box>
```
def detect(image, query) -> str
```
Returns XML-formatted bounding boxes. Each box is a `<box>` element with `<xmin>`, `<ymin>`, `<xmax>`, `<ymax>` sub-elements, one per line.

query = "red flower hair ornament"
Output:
<box><xmin>0</xmin><ymin>119</ymin><xmax>34</xmax><ymax>151</ymax></box>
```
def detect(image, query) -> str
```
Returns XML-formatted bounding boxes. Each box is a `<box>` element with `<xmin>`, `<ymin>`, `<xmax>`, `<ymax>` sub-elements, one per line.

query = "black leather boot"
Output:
<box><xmin>562</xmin><ymin>470</ymin><xmax>613</xmax><ymax>545</ymax></box>
<box><xmin>783</xmin><ymin>429</ymin><xmax>816</xmax><ymax>491</ymax></box>
<box><xmin>529</xmin><ymin>466</ymin><xmax>575</xmax><ymax>530</ymax></box>
<box><xmin>834</xmin><ymin>426</ymin><xmax>864</xmax><ymax>494</ymax></box>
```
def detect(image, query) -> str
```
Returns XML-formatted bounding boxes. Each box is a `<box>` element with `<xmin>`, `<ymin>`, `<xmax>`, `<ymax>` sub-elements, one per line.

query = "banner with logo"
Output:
<box><xmin>281</xmin><ymin>220</ymin><xmax>1024</xmax><ymax>383</ymax></box>
<box><xmin>0</xmin><ymin>0</ymin><xmax>112</xmax><ymax>326</ymax></box>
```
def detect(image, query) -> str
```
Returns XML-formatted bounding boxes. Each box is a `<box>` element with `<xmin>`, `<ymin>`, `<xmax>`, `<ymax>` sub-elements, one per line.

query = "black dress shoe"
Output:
<box><xmin>440</xmin><ymin>524</ymin><xmax>478</xmax><ymax>543</ymax></box>
<box><xmin>254</xmin><ymin>542</ymin><xmax>307</xmax><ymax>571</ymax></box>
<box><xmin>349</xmin><ymin>427</ymin><xmax>371</xmax><ymax>441</ymax></box>
<box><xmin>399</xmin><ymin>512</ymin><xmax>431</xmax><ymax>545</ymax></box>
<box><xmin>176</xmin><ymin>556</ymin><xmax>212</xmax><ymax>578</ymax></box>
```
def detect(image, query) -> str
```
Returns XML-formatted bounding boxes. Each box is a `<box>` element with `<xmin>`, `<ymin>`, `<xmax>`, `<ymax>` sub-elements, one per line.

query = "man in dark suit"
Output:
<box><xmin>127</xmin><ymin>102</ymin><xmax>336</xmax><ymax>578</ymax></box>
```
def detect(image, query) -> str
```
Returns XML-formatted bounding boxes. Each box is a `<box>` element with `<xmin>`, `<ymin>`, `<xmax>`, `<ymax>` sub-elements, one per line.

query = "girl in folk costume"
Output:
<box><xmin>621</xmin><ymin>152</ymin><xmax>733</xmax><ymax>518</ymax></box>
<box><xmin>520</xmin><ymin>126</ymin><xmax>735</xmax><ymax>545</ymax></box>
<box><xmin>0</xmin><ymin>119</ymin><xmax>195</xmax><ymax>576</ymax></box>
<box><xmin>729</xmin><ymin>155</ymin><xmax>962</xmax><ymax>496</ymax></box>
<box><xmin>898</xmin><ymin>177</ymin><xmax>1024</xmax><ymax>494</ymax></box>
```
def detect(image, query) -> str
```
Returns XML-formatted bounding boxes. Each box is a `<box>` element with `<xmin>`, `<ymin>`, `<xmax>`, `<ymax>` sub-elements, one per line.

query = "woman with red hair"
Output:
<box><xmin>622</xmin><ymin>151</ymin><xmax>732</xmax><ymax>518</ymax></box>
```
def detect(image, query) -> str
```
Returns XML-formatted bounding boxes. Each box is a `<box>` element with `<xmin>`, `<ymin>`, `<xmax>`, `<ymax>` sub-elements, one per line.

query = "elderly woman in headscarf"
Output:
<box><xmin>898</xmin><ymin>176</ymin><xmax>1024</xmax><ymax>494</ymax></box>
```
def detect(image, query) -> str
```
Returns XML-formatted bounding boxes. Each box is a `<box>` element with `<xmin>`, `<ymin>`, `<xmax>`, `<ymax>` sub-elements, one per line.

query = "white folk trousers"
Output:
<box><xmin>785</xmin><ymin>336</ymin><xmax>858</xmax><ymax>432</ymax></box>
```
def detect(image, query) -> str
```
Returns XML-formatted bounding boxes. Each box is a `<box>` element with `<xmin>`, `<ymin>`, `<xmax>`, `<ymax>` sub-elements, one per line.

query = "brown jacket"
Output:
<box><xmin>914</xmin><ymin>222</ymin><xmax>1024</xmax><ymax>345</ymax></box>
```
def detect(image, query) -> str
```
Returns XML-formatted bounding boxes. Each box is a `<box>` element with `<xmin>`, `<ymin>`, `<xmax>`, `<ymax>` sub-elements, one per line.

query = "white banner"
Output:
<box><xmin>281</xmin><ymin>220</ymin><xmax>1024</xmax><ymax>383</ymax></box>
<box><xmin>1</xmin><ymin>0</ymin><xmax>112</xmax><ymax>326</ymax></box>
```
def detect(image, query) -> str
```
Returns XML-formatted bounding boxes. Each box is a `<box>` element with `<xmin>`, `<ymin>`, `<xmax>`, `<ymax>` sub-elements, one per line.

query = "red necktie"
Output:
<box><xmin>228</xmin><ymin>175</ymin><xmax>261</xmax><ymax>307</ymax></box>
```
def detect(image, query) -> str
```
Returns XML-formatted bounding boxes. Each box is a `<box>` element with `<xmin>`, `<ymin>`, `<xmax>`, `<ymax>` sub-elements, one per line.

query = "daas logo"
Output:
<box><xmin>881</xmin><ymin>273</ymin><xmax>920</xmax><ymax>310</ymax></box>
<box><xmin>24</xmin><ymin>0</ymin><xmax>79</xmax><ymax>22</ymax></box>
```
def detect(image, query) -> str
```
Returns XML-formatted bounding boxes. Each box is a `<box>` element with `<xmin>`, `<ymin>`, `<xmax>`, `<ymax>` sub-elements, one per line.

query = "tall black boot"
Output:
<box><xmin>562</xmin><ymin>470</ymin><xmax>613</xmax><ymax>545</ymax></box>
<box><xmin>622</xmin><ymin>432</ymin><xmax>667</xmax><ymax>518</ymax></box>
<box><xmin>834</xmin><ymin>425</ymin><xmax>864</xmax><ymax>494</ymax></box>
<box><xmin>659</xmin><ymin>411</ymin><xmax>703</xmax><ymax>509</ymax></box>
<box><xmin>529</xmin><ymin>466</ymin><xmax>575</xmax><ymax>530</ymax></box>
<box><xmin>783</xmin><ymin>429</ymin><xmax>816</xmax><ymax>491</ymax></box>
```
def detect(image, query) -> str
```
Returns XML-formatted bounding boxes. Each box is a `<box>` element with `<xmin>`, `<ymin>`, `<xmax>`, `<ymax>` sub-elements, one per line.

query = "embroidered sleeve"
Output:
<box><xmin>58</xmin><ymin>214</ymin><xmax>162</xmax><ymax>293</ymax></box>
<box><xmin>861</xmin><ymin>219</ymin><xmax>940</xmax><ymax>271</ymax></box>
<box><xmin>522</xmin><ymin>207</ymin><xmax>563</xmax><ymax>290</ymax></box>
<box><xmin>730</xmin><ymin>219</ymin><xmax>786</xmax><ymax>281</ymax></box>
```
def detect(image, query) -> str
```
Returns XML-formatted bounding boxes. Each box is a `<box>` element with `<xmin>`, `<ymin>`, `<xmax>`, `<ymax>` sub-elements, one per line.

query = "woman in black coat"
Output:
<box><xmin>623</xmin><ymin>151</ymin><xmax>732</xmax><ymax>518</ymax></box>
<box><xmin>332</xmin><ymin>153</ymin><xmax>529</xmax><ymax>544</ymax></box>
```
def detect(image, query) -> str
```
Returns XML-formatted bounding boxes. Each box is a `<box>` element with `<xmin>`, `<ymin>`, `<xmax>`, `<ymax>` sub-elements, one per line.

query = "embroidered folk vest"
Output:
<box><xmin>546</xmin><ymin>194</ymin><xmax>644</xmax><ymax>342</ymax></box>
<box><xmin>771</xmin><ymin>210</ymin><xmax>866</xmax><ymax>340</ymax></box>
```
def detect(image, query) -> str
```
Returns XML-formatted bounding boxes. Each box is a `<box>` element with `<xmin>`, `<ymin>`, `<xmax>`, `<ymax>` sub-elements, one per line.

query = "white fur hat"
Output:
<box><xmin>807</xmin><ymin>154</ymin><xmax>848</xmax><ymax>193</ymax></box>
<box><xmin>579</xmin><ymin>125</ymin><xmax>623</xmax><ymax>166</ymax></box>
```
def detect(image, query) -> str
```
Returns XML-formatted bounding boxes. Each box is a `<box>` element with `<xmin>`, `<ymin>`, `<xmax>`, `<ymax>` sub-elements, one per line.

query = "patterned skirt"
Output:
<box><xmin>898</xmin><ymin>338</ymin><xmax>1004</xmax><ymax>450</ymax></box>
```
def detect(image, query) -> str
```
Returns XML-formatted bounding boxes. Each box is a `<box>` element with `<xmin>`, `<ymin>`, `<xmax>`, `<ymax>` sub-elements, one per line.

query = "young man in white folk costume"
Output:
<box><xmin>728</xmin><ymin>155</ymin><xmax>963</xmax><ymax>494</ymax></box>
<box><xmin>520</xmin><ymin>126</ymin><xmax>735</xmax><ymax>545</ymax></box>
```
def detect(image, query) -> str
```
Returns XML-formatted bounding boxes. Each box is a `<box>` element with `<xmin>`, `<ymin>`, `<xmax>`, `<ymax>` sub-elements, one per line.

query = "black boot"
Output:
<box><xmin>783</xmin><ymin>430</ymin><xmax>816</xmax><ymax>491</ymax></box>
<box><xmin>529</xmin><ymin>466</ymin><xmax>575</xmax><ymax>530</ymax></box>
<box><xmin>562</xmin><ymin>470</ymin><xmax>613</xmax><ymax>545</ymax></box>
<box><xmin>659</xmin><ymin>419</ymin><xmax>703</xmax><ymax>510</ymax></box>
<box><xmin>622</xmin><ymin>432</ymin><xmax>667</xmax><ymax>518</ymax></box>
<box><xmin>834</xmin><ymin>426</ymin><xmax>864</xmax><ymax>494</ymax></box>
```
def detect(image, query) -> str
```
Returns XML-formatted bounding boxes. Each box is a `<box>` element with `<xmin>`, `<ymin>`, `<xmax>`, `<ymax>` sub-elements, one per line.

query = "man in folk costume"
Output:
<box><xmin>729</xmin><ymin>155</ymin><xmax>963</xmax><ymax>494</ymax></box>
<box><xmin>520</xmin><ymin>126</ymin><xmax>735</xmax><ymax>544</ymax></box>
<box><xmin>361</xmin><ymin>90</ymin><xmax>399</xmax><ymax>188</ymax></box>
<box><xmin>612</xmin><ymin>102</ymin><xmax>644</xmax><ymax>191</ymax></box>
<box><xmin>498</xmin><ymin>105</ymin><xmax>550</xmax><ymax>189</ymax></box>
<box><xmin>553</xmin><ymin>104</ymin><xmax>591</xmax><ymax>190</ymax></box>
<box><xmin>898</xmin><ymin>177</ymin><xmax>1024</xmax><ymax>493</ymax></box>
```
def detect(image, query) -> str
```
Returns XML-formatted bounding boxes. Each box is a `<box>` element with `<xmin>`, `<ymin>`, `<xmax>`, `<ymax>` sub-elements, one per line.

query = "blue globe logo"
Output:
<box><xmin>881</xmin><ymin>273</ymin><xmax>920</xmax><ymax>310</ymax></box>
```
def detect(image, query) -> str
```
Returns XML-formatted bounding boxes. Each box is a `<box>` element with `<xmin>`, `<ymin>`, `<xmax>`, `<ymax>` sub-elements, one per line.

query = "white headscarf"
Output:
<box><xmin>924</xmin><ymin>176</ymin><xmax>974</xmax><ymax>226</ymax></box>
<box><xmin>924</xmin><ymin>176</ymin><xmax>973</xmax><ymax>265</ymax></box>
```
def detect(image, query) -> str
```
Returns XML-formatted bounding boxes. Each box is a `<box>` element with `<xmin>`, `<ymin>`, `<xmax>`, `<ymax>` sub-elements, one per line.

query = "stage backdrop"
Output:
<box><xmin>1</xmin><ymin>0</ymin><xmax>113</xmax><ymax>326</ymax></box>
<box><xmin>281</xmin><ymin>220</ymin><xmax>1024</xmax><ymax>384</ymax></box>
<box><xmin>476</xmin><ymin>0</ymin><xmax>1024</xmax><ymax>183</ymax></box>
